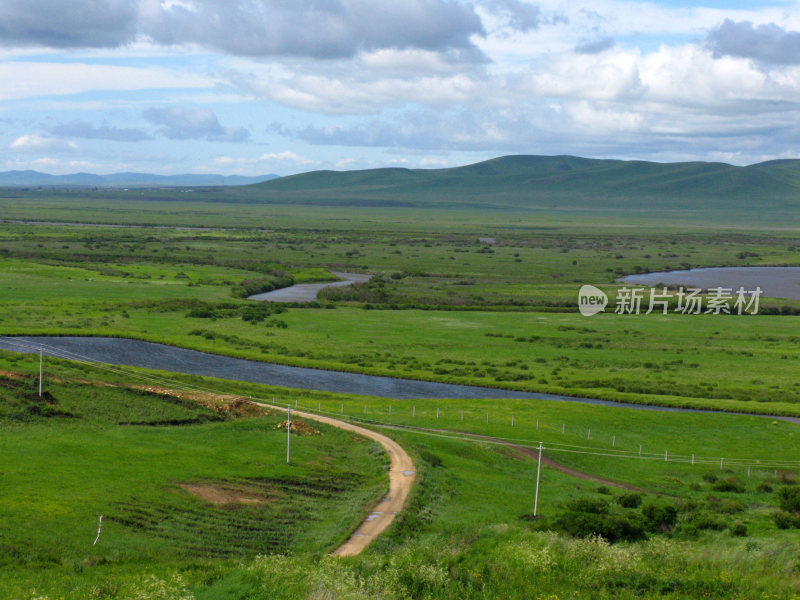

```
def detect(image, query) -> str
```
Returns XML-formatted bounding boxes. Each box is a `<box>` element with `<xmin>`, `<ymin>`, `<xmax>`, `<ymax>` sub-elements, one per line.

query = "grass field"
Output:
<box><xmin>1</xmin><ymin>351</ymin><xmax>800</xmax><ymax>598</ymax></box>
<box><xmin>3</xmin><ymin>191</ymin><xmax>800</xmax><ymax>598</ymax></box>
<box><xmin>0</xmin><ymin>369</ymin><xmax>388</xmax><ymax>599</ymax></box>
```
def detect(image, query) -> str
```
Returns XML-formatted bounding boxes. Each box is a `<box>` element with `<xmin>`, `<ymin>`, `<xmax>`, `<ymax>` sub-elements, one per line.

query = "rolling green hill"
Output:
<box><xmin>241</xmin><ymin>154</ymin><xmax>800</xmax><ymax>211</ymax></box>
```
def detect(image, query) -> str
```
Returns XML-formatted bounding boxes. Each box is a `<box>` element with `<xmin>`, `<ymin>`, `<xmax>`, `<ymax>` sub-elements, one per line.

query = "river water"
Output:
<box><xmin>0</xmin><ymin>335</ymin><xmax>689</xmax><ymax>409</ymax></box>
<box><xmin>249</xmin><ymin>272</ymin><xmax>371</xmax><ymax>302</ymax></box>
<box><xmin>620</xmin><ymin>266</ymin><xmax>800</xmax><ymax>300</ymax></box>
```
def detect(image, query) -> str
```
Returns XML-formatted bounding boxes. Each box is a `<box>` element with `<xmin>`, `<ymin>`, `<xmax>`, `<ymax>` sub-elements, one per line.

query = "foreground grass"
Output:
<box><xmin>1</xmin><ymin>353</ymin><xmax>800</xmax><ymax>598</ymax></box>
<box><xmin>0</xmin><ymin>376</ymin><xmax>387</xmax><ymax>599</ymax></box>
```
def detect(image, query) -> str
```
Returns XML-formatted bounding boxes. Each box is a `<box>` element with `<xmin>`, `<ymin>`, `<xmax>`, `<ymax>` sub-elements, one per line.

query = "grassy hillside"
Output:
<box><xmin>241</xmin><ymin>155</ymin><xmax>800</xmax><ymax>211</ymax></box>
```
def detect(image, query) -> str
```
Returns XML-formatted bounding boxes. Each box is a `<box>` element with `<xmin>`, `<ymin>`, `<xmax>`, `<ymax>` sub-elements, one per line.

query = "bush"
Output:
<box><xmin>566</xmin><ymin>498</ymin><xmax>609</xmax><ymax>514</ymax></box>
<box><xmin>778</xmin><ymin>486</ymin><xmax>800</xmax><ymax>512</ymax></box>
<box><xmin>702</xmin><ymin>473</ymin><xmax>718</xmax><ymax>483</ymax></box>
<box><xmin>616</xmin><ymin>493</ymin><xmax>643</xmax><ymax>509</ymax></box>
<box><xmin>186</xmin><ymin>307</ymin><xmax>217</xmax><ymax>318</ymax></box>
<box><xmin>232</xmin><ymin>273</ymin><xmax>294</xmax><ymax>298</ymax></box>
<box><xmin>772</xmin><ymin>511</ymin><xmax>800</xmax><ymax>530</ymax></box>
<box><xmin>713</xmin><ymin>477</ymin><xmax>746</xmax><ymax>493</ymax></box>
<box><xmin>642</xmin><ymin>503</ymin><xmax>678</xmax><ymax>532</ymax></box>
<box><xmin>596</xmin><ymin>486</ymin><xmax>612</xmax><ymax>495</ymax></box>
<box><xmin>552</xmin><ymin>511</ymin><xmax>646</xmax><ymax>543</ymax></box>
<box><xmin>730</xmin><ymin>521</ymin><xmax>748</xmax><ymax>537</ymax></box>
<box><xmin>705</xmin><ymin>495</ymin><xmax>745</xmax><ymax>514</ymax></box>
<box><xmin>756</xmin><ymin>481</ymin><xmax>773</xmax><ymax>493</ymax></box>
<box><xmin>689</xmin><ymin>512</ymin><xmax>727</xmax><ymax>531</ymax></box>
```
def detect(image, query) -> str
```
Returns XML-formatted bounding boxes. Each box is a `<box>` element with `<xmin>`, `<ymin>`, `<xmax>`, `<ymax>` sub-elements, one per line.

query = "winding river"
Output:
<box><xmin>0</xmin><ymin>335</ymin><xmax>691</xmax><ymax>410</ymax></box>
<box><xmin>249</xmin><ymin>272</ymin><xmax>370</xmax><ymax>302</ymax></box>
<box><xmin>1</xmin><ymin>336</ymin><xmax>796</xmax><ymax>421</ymax></box>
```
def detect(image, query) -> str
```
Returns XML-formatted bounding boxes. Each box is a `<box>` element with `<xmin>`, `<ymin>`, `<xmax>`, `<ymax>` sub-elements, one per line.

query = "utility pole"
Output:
<box><xmin>38</xmin><ymin>347</ymin><xmax>43</xmax><ymax>398</ymax></box>
<box><xmin>286</xmin><ymin>405</ymin><xmax>291</xmax><ymax>464</ymax></box>
<box><xmin>534</xmin><ymin>442</ymin><xmax>543</xmax><ymax>517</ymax></box>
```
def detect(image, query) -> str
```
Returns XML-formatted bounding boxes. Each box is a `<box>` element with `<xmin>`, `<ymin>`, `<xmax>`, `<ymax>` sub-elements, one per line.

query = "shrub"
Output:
<box><xmin>730</xmin><ymin>521</ymin><xmax>748</xmax><ymax>537</ymax></box>
<box><xmin>616</xmin><ymin>493</ymin><xmax>643</xmax><ymax>509</ymax></box>
<box><xmin>642</xmin><ymin>503</ymin><xmax>678</xmax><ymax>532</ymax></box>
<box><xmin>713</xmin><ymin>477</ymin><xmax>746</xmax><ymax>493</ymax></box>
<box><xmin>596</xmin><ymin>486</ymin><xmax>612</xmax><ymax>495</ymax></box>
<box><xmin>689</xmin><ymin>512</ymin><xmax>727</xmax><ymax>531</ymax></box>
<box><xmin>772</xmin><ymin>511</ymin><xmax>800</xmax><ymax>530</ymax></box>
<box><xmin>756</xmin><ymin>481</ymin><xmax>773</xmax><ymax>493</ymax></box>
<box><xmin>186</xmin><ymin>307</ymin><xmax>217</xmax><ymax>318</ymax></box>
<box><xmin>553</xmin><ymin>511</ymin><xmax>646</xmax><ymax>544</ymax></box>
<box><xmin>232</xmin><ymin>273</ymin><xmax>294</xmax><ymax>298</ymax></box>
<box><xmin>705</xmin><ymin>496</ymin><xmax>745</xmax><ymax>514</ymax></box>
<box><xmin>567</xmin><ymin>498</ymin><xmax>610</xmax><ymax>514</ymax></box>
<box><xmin>702</xmin><ymin>473</ymin><xmax>718</xmax><ymax>483</ymax></box>
<box><xmin>778</xmin><ymin>486</ymin><xmax>800</xmax><ymax>512</ymax></box>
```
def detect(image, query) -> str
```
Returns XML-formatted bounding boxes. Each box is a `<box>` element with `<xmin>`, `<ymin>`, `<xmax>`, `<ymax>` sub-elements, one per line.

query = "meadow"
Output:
<box><xmin>2</xmin><ymin>190</ymin><xmax>800</xmax><ymax>598</ymax></box>
<box><xmin>1</xmin><ymin>350</ymin><xmax>800</xmax><ymax>598</ymax></box>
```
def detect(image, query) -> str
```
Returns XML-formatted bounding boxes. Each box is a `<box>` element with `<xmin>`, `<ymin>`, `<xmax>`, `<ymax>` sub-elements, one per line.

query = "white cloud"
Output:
<box><xmin>9</xmin><ymin>134</ymin><xmax>77</xmax><ymax>152</ymax></box>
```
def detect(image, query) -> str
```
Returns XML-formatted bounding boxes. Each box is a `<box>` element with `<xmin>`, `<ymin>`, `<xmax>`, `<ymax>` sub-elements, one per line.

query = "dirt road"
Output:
<box><xmin>253</xmin><ymin>402</ymin><xmax>416</xmax><ymax>557</ymax></box>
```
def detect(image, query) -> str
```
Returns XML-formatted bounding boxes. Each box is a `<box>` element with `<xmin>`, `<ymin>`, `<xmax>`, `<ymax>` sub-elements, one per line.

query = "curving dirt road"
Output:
<box><xmin>252</xmin><ymin>401</ymin><xmax>416</xmax><ymax>557</ymax></box>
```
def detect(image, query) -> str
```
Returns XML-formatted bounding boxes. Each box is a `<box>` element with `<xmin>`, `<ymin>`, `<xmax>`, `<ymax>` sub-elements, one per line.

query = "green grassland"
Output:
<box><xmin>3</xmin><ymin>220</ymin><xmax>800</xmax><ymax>413</ymax></box>
<box><xmin>0</xmin><ymin>368</ymin><xmax>388</xmax><ymax>599</ymax></box>
<box><xmin>3</xmin><ymin>173</ymin><xmax>800</xmax><ymax>598</ymax></box>
<box><xmin>1</xmin><ymin>352</ymin><xmax>800</xmax><ymax>598</ymax></box>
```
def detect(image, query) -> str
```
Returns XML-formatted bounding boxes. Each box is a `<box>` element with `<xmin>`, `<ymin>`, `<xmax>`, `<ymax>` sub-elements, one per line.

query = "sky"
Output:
<box><xmin>1</xmin><ymin>0</ymin><xmax>800</xmax><ymax>176</ymax></box>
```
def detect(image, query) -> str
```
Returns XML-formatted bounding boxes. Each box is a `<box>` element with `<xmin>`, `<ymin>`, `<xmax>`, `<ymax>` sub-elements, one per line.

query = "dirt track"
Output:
<box><xmin>253</xmin><ymin>402</ymin><xmax>416</xmax><ymax>557</ymax></box>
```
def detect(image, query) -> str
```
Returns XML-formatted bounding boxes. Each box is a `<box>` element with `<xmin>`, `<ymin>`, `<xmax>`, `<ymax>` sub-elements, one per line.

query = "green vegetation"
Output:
<box><xmin>0</xmin><ymin>366</ymin><xmax>388</xmax><ymax>599</ymax></box>
<box><xmin>3</xmin><ymin>170</ymin><xmax>800</xmax><ymax>597</ymax></box>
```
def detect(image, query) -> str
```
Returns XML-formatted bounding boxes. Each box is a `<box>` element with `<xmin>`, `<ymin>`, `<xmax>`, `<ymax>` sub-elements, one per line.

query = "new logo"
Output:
<box><xmin>578</xmin><ymin>285</ymin><xmax>608</xmax><ymax>317</ymax></box>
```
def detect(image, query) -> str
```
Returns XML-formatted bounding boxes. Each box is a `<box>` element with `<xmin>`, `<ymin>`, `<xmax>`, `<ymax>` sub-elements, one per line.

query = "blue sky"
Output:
<box><xmin>1</xmin><ymin>0</ymin><xmax>799</xmax><ymax>175</ymax></box>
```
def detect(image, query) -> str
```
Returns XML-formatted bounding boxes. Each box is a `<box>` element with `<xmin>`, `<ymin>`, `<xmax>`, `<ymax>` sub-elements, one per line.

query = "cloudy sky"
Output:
<box><xmin>1</xmin><ymin>0</ymin><xmax>799</xmax><ymax>175</ymax></box>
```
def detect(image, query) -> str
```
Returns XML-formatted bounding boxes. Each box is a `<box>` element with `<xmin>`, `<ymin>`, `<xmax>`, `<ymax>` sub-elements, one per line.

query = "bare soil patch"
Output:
<box><xmin>180</xmin><ymin>483</ymin><xmax>274</xmax><ymax>506</ymax></box>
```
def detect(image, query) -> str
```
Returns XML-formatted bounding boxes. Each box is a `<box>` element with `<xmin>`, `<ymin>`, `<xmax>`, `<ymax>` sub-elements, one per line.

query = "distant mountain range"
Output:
<box><xmin>242</xmin><ymin>155</ymin><xmax>800</xmax><ymax>211</ymax></box>
<box><xmin>0</xmin><ymin>170</ymin><xmax>279</xmax><ymax>187</ymax></box>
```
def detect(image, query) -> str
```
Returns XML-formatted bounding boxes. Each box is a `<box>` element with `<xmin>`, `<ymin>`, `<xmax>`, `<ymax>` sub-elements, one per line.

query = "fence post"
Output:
<box><xmin>533</xmin><ymin>442</ymin><xmax>543</xmax><ymax>517</ymax></box>
<box><xmin>286</xmin><ymin>406</ymin><xmax>291</xmax><ymax>464</ymax></box>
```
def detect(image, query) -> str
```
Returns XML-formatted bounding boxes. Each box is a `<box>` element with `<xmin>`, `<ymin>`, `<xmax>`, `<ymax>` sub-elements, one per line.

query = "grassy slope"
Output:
<box><xmin>0</xmin><ymin>375</ymin><xmax>387</xmax><ymax>598</ymax></box>
<box><xmin>2</xmin><ymin>355</ymin><xmax>799</xmax><ymax>598</ymax></box>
